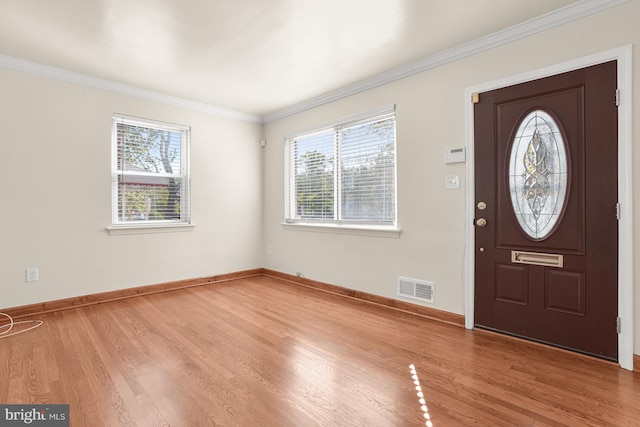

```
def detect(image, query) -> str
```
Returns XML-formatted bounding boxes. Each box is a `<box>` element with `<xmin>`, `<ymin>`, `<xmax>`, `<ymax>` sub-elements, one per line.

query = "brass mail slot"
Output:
<box><xmin>511</xmin><ymin>251</ymin><xmax>564</xmax><ymax>268</ymax></box>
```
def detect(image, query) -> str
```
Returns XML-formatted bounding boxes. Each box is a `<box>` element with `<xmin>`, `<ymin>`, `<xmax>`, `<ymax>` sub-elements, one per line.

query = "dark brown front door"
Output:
<box><xmin>474</xmin><ymin>61</ymin><xmax>618</xmax><ymax>360</ymax></box>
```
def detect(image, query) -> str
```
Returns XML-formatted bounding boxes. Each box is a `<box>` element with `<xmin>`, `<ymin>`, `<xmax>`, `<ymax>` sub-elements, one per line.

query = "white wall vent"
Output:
<box><xmin>397</xmin><ymin>276</ymin><xmax>434</xmax><ymax>304</ymax></box>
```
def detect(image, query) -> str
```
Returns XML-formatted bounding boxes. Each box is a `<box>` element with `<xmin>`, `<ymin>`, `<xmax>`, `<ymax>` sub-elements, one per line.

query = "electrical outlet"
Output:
<box><xmin>26</xmin><ymin>267</ymin><xmax>39</xmax><ymax>282</ymax></box>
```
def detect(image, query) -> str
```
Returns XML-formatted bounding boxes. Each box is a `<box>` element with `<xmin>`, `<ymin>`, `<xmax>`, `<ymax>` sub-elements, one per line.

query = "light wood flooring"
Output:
<box><xmin>1</xmin><ymin>275</ymin><xmax>639</xmax><ymax>426</ymax></box>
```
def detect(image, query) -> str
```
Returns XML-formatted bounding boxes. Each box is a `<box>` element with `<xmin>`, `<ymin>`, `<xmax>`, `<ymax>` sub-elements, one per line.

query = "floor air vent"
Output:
<box><xmin>397</xmin><ymin>276</ymin><xmax>434</xmax><ymax>303</ymax></box>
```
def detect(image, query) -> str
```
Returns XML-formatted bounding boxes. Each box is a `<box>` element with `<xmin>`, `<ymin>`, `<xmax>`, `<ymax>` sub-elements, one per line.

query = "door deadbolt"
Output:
<box><xmin>477</xmin><ymin>201</ymin><xmax>487</xmax><ymax>210</ymax></box>
<box><xmin>476</xmin><ymin>218</ymin><xmax>487</xmax><ymax>228</ymax></box>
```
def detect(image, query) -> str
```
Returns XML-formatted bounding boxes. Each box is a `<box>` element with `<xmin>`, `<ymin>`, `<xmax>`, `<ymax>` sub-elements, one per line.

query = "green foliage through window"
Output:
<box><xmin>286</xmin><ymin>109</ymin><xmax>396</xmax><ymax>225</ymax></box>
<box><xmin>112</xmin><ymin>115</ymin><xmax>190</xmax><ymax>225</ymax></box>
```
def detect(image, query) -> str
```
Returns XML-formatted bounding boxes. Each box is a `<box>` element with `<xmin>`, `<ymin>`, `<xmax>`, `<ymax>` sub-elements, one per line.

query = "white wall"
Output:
<box><xmin>262</xmin><ymin>1</ymin><xmax>640</xmax><ymax>354</ymax></box>
<box><xmin>0</xmin><ymin>67</ymin><xmax>264</xmax><ymax>309</ymax></box>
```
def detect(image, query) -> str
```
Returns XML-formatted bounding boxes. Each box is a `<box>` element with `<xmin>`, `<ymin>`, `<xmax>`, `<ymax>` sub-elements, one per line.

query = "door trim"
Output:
<box><xmin>464</xmin><ymin>46</ymin><xmax>634</xmax><ymax>371</ymax></box>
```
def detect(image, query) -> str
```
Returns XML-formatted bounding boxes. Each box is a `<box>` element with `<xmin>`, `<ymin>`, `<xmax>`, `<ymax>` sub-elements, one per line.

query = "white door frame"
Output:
<box><xmin>464</xmin><ymin>46</ymin><xmax>634</xmax><ymax>371</ymax></box>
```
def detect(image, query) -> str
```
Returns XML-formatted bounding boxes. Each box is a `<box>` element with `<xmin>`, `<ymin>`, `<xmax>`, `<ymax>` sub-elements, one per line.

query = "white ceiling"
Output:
<box><xmin>0</xmin><ymin>0</ymin><xmax>597</xmax><ymax>119</ymax></box>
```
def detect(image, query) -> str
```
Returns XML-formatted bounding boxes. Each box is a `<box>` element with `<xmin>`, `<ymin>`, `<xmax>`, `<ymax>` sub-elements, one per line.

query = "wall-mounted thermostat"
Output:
<box><xmin>444</xmin><ymin>147</ymin><xmax>466</xmax><ymax>164</ymax></box>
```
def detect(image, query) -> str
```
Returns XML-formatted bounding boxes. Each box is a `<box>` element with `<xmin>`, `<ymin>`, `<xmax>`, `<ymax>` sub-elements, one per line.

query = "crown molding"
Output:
<box><xmin>0</xmin><ymin>54</ymin><xmax>263</xmax><ymax>124</ymax></box>
<box><xmin>262</xmin><ymin>0</ymin><xmax>630</xmax><ymax>123</ymax></box>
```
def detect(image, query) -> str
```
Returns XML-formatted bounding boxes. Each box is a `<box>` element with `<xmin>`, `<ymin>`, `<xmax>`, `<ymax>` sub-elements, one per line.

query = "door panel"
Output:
<box><xmin>495</xmin><ymin>87</ymin><xmax>585</xmax><ymax>254</ymax></box>
<box><xmin>495</xmin><ymin>264</ymin><xmax>528</xmax><ymax>305</ymax></box>
<box><xmin>474</xmin><ymin>61</ymin><xmax>618</xmax><ymax>360</ymax></box>
<box><xmin>544</xmin><ymin>269</ymin><xmax>585</xmax><ymax>315</ymax></box>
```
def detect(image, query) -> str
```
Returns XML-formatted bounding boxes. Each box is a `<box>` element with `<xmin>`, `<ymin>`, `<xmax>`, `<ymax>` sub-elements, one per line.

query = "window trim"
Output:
<box><xmin>284</xmin><ymin>105</ymin><xmax>399</xmax><ymax>232</ymax></box>
<box><xmin>110</xmin><ymin>114</ymin><xmax>192</xmax><ymax>232</ymax></box>
<box><xmin>281</xmin><ymin>222</ymin><xmax>401</xmax><ymax>238</ymax></box>
<box><xmin>107</xmin><ymin>223</ymin><xmax>195</xmax><ymax>236</ymax></box>
<box><xmin>283</xmin><ymin>105</ymin><xmax>396</xmax><ymax>140</ymax></box>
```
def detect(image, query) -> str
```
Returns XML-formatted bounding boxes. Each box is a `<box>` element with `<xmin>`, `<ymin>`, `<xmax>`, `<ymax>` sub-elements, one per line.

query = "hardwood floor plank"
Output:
<box><xmin>1</xmin><ymin>275</ymin><xmax>638</xmax><ymax>426</ymax></box>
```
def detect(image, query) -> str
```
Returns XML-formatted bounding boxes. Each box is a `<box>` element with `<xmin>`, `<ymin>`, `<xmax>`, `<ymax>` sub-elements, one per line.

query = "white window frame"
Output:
<box><xmin>109</xmin><ymin>114</ymin><xmax>192</xmax><ymax>235</ymax></box>
<box><xmin>283</xmin><ymin>106</ymin><xmax>400</xmax><ymax>237</ymax></box>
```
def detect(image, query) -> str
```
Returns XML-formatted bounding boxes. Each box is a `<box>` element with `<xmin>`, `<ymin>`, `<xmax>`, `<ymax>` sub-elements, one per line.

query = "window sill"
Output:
<box><xmin>107</xmin><ymin>223</ymin><xmax>196</xmax><ymax>236</ymax></box>
<box><xmin>281</xmin><ymin>222</ymin><xmax>401</xmax><ymax>238</ymax></box>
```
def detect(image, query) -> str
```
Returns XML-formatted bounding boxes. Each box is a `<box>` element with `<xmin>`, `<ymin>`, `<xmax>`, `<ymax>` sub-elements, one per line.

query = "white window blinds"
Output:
<box><xmin>112</xmin><ymin>115</ymin><xmax>191</xmax><ymax>226</ymax></box>
<box><xmin>285</xmin><ymin>108</ymin><xmax>396</xmax><ymax>226</ymax></box>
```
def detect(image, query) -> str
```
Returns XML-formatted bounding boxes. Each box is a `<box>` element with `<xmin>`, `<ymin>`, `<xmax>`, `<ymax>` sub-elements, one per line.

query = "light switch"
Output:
<box><xmin>445</xmin><ymin>175</ymin><xmax>460</xmax><ymax>190</ymax></box>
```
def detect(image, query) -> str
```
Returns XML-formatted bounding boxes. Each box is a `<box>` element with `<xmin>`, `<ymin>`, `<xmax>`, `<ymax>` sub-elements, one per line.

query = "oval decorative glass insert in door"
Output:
<box><xmin>508</xmin><ymin>109</ymin><xmax>568</xmax><ymax>240</ymax></box>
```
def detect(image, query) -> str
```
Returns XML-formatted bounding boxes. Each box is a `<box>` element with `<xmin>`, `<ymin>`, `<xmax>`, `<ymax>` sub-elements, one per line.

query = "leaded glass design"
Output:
<box><xmin>508</xmin><ymin>110</ymin><xmax>568</xmax><ymax>240</ymax></box>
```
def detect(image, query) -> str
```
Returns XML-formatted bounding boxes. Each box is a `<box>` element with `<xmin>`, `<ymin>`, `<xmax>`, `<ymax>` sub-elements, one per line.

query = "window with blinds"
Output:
<box><xmin>112</xmin><ymin>115</ymin><xmax>190</xmax><ymax>226</ymax></box>
<box><xmin>285</xmin><ymin>108</ymin><xmax>397</xmax><ymax>226</ymax></box>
